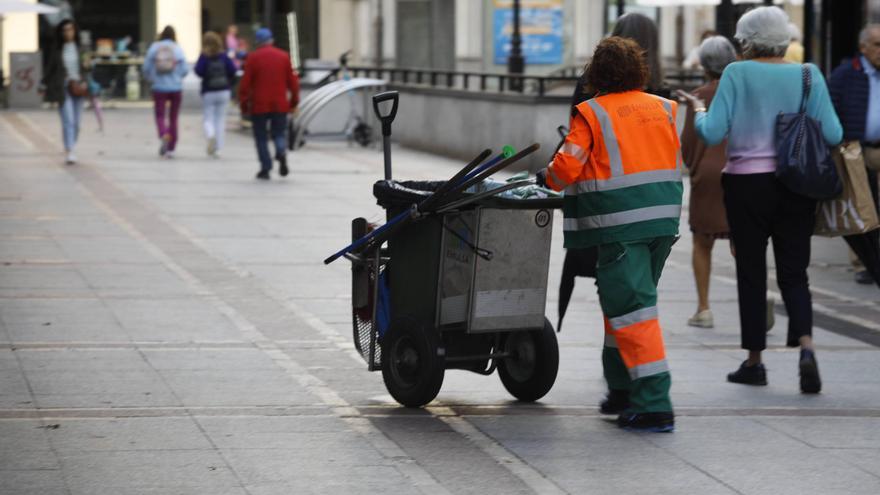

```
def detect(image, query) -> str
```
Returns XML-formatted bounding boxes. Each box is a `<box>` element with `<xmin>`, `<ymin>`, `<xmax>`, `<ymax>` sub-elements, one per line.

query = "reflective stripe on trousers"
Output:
<box><xmin>604</xmin><ymin>309</ymin><xmax>668</xmax><ymax>380</ymax></box>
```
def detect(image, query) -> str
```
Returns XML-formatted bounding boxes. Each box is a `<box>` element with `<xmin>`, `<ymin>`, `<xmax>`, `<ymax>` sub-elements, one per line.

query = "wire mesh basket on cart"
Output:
<box><xmin>350</xmin><ymin>233</ymin><xmax>385</xmax><ymax>370</ymax></box>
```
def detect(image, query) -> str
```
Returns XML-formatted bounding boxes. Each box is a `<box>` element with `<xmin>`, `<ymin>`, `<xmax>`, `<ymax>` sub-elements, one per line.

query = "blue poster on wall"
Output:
<box><xmin>493</xmin><ymin>6</ymin><xmax>563</xmax><ymax>65</ymax></box>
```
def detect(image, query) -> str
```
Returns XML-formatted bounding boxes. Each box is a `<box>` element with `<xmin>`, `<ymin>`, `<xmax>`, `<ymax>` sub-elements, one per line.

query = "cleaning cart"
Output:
<box><xmin>325</xmin><ymin>91</ymin><xmax>563</xmax><ymax>407</ymax></box>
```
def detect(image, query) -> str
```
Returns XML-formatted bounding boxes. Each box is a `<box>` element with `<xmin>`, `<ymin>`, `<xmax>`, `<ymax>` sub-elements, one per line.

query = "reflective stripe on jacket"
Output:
<box><xmin>545</xmin><ymin>91</ymin><xmax>684</xmax><ymax>248</ymax></box>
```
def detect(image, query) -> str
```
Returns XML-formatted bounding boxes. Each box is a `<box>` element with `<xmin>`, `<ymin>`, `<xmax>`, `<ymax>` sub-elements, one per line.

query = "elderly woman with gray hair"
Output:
<box><xmin>680</xmin><ymin>36</ymin><xmax>737</xmax><ymax>331</ymax></box>
<box><xmin>678</xmin><ymin>7</ymin><xmax>843</xmax><ymax>394</ymax></box>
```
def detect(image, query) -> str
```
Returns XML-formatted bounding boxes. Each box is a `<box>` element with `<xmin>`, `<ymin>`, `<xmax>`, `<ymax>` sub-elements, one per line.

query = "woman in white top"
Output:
<box><xmin>41</xmin><ymin>19</ymin><xmax>88</xmax><ymax>164</ymax></box>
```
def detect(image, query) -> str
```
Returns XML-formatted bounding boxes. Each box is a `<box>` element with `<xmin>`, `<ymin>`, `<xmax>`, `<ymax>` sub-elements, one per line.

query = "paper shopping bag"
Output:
<box><xmin>814</xmin><ymin>142</ymin><xmax>880</xmax><ymax>237</ymax></box>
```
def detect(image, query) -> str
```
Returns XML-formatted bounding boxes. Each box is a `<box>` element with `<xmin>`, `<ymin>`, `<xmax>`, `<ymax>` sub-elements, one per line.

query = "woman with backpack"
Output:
<box><xmin>195</xmin><ymin>31</ymin><xmax>237</xmax><ymax>157</ymax></box>
<box><xmin>143</xmin><ymin>25</ymin><xmax>189</xmax><ymax>158</ymax></box>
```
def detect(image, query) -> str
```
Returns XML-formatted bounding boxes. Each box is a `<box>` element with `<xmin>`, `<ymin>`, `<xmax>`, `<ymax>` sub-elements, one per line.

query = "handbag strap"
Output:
<box><xmin>800</xmin><ymin>64</ymin><xmax>811</xmax><ymax>114</ymax></box>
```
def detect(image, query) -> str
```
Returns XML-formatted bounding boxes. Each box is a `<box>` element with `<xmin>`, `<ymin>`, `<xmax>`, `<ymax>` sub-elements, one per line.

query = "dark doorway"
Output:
<box><xmin>252</xmin><ymin>0</ymin><xmax>318</xmax><ymax>61</ymax></box>
<box><xmin>821</xmin><ymin>0</ymin><xmax>865</xmax><ymax>73</ymax></box>
<box><xmin>39</xmin><ymin>0</ymin><xmax>142</xmax><ymax>53</ymax></box>
<box><xmin>290</xmin><ymin>0</ymin><xmax>319</xmax><ymax>61</ymax></box>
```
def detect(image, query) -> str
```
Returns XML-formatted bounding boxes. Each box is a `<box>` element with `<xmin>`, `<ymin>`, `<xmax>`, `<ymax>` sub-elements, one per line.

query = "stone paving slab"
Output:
<box><xmin>45</xmin><ymin>417</ymin><xmax>213</xmax><ymax>452</ymax></box>
<box><xmin>58</xmin><ymin>450</ymin><xmax>245</xmax><ymax>494</ymax></box>
<box><xmin>26</xmin><ymin>368</ymin><xmax>180</xmax><ymax>409</ymax></box>
<box><xmin>2</xmin><ymin>108</ymin><xmax>880</xmax><ymax>494</ymax></box>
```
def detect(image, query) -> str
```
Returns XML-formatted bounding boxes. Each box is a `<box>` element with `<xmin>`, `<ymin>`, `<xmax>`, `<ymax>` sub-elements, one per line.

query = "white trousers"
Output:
<box><xmin>201</xmin><ymin>89</ymin><xmax>231</xmax><ymax>151</ymax></box>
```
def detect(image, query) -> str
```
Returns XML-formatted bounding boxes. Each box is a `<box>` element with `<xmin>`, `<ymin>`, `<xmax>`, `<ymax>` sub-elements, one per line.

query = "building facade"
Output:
<box><xmin>3</xmin><ymin>0</ymin><xmax>879</xmax><ymax>88</ymax></box>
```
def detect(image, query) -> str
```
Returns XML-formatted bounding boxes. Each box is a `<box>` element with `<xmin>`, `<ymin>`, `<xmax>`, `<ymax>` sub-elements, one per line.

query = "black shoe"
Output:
<box><xmin>255</xmin><ymin>170</ymin><xmax>270</xmax><ymax>180</ymax></box>
<box><xmin>599</xmin><ymin>389</ymin><xmax>630</xmax><ymax>415</ymax></box>
<box><xmin>800</xmin><ymin>349</ymin><xmax>822</xmax><ymax>394</ymax></box>
<box><xmin>855</xmin><ymin>270</ymin><xmax>873</xmax><ymax>285</ymax></box>
<box><xmin>727</xmin><ymin>361</ymin><xmax>768</xmax><ymax>386</ymax></box>
<box><xmin>277</xmin><ymin>154</ymin><xmax>288</xmax><ymax>177</ymax></box>
<box><xmin>617</xmin><ymin>412</ymin><xmax>675</xmax><ymax>433</ymax></box>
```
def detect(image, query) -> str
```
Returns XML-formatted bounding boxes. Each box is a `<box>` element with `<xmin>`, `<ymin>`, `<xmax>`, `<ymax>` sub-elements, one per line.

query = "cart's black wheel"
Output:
<box><xmin>352</xmin><ymin>122</ymin><xmax>373</xmax><ymax>147</ymax></box>
<box><xmin>498</xmin><ymin>318</ymin><xmax>559</xmax><ymax>402</ymax></box>
<box><xmin>381</xmin><ymin>317</ymin><xmax>445</xmax><ymax>408</ymax></box>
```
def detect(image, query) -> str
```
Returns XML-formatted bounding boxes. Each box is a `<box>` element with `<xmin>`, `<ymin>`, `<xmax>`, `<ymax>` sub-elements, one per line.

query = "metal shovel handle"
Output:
<box><xmin>372</xmin><ymin>91</ymin><xmax>399</xmax><ymax>137</ymax></box>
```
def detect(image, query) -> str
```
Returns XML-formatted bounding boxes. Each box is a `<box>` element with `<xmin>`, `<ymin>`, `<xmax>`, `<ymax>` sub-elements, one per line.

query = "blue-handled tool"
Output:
<box><xmin>433</xmin><ymin>143</ymin><xmax>541</xmax><ymax>209</ymax></box>
<box><xmin>323</xmin><ymin>207</ymin><xmax>414</xmax><ymax>265</ymax></box>
<box><xmin>324</xmin><ymin>148</ymin><xmax>494</xmax><ymax>265</ymax></box>
<box><xmin>458</xmin><ymin>145</ymin><xmax>515</xmax><ymax>186</ymax></box>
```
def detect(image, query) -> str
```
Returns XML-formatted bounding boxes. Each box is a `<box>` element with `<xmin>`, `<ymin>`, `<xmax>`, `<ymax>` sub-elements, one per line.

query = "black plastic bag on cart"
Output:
<box><xmin>372</xmin><ymin>180</ymin><xmax>563</xmax><ymax>211</ymax></box>
<box><xmin>373</xmin><ymin>180</ymin><xmax>445</xmax><ymax>210</ymax></box>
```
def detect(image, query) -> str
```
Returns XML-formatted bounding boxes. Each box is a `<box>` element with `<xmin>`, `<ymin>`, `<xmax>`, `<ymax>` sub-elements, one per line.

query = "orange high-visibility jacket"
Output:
<box><xmin>545</xmin><ymin>91</ymin><xmax>684</xmax><ymax>248</ymax></box>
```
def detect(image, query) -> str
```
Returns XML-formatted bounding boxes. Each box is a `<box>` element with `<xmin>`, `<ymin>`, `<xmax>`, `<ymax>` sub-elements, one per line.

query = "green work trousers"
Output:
<box><xmin>597</xmin><ymin>236</ymin><xmax>676</xmax><ymax>413</ymax></box>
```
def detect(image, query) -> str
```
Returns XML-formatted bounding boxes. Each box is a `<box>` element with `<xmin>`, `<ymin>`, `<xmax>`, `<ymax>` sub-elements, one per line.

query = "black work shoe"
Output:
<box><xmin>599</xmin><ymin>389</ymin><xmax>630</xmax><ymax>415</ymax></box>
<box><xmin>617</xmin><ymin>412</ymin><xmax>675</xmax><ymax>433</ymax></box>
<box><xmin>855</xmin><ymin>270</ymin><xmax>873</xmax><ymax>285</ymax></box>
<box><xmin>799</xmin><ymin>349</ymin><xmax>822</xmax><ymax>394</ymax></box>
<box><xmin>727</xmin><ymin>361</ymin><xmax>768</xmax><ymax>386</ymax></box>
<box><xmin>255</xmin><ymin>170</ymin><xmax>270</xmax><ymax>180</ymax></box>
<box><xmin>277</xmin><ymin>154</ymin><xmax>289</xmax><ymax>177</ymax></box>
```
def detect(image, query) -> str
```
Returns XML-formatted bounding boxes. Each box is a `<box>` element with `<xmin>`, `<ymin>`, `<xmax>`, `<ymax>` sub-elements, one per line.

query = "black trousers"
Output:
<box><xmin>722</xmin><ymin>173</ymin><xmax>817</xmax><ymax>351</ymax></box>
<box><xmin>842</xmin><ymin>168</ymin><xmax>880</xmax><ymax>288</ymax></box>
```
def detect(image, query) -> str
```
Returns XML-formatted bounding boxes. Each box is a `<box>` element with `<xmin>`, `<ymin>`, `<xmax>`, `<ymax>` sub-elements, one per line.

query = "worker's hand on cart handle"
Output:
<box><xmin>674</xmin><ymin>89</ymin><xmax>706</xmax><ymax>112</ymax></box>
<box><xmin>535</xmin><ymin>169</ymin><xmax>548</xmax><ymax>188</ymax></box>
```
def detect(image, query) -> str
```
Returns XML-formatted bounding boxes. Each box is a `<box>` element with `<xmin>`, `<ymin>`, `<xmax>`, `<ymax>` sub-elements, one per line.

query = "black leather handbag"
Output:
<box><xmin>775</xmin><ymin>65</ymin><xmax>842</xmax><ymax>200</ymax></box>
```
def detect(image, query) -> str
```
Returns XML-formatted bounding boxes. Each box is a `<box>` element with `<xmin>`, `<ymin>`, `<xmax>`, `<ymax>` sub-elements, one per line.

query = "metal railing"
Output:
<box><xmin>298</xmin><ymin>65</ymin><xmax>706</xmax><ymax>97</ymax></box>
<box><xmin>300</xmin><ymin>65</ymin><xmax>580</xmax><ymax>97</ymax></box>
<box><xmin>664</xmin><ymin>69</ymin><xmax>706</xmax><ymax>90</ymax></box>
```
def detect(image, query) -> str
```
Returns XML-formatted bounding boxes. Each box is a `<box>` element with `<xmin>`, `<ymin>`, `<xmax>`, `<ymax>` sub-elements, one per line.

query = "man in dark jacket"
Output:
<box><xmin>829</xmin><ymin>24</ymin><xmax>880</xmax><ymax>287</ymax></box>
<box><xmin>238</xmin><ymin>28</ymin><xmax>300</xmax><ymax>180</ymax></box>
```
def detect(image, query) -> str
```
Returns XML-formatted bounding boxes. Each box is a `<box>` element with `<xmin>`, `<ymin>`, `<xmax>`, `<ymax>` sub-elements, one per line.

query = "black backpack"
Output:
<box><xmin>204</xmin><ymin>57</ymin><xmax>229</xmax><ymax>91</ymax></box>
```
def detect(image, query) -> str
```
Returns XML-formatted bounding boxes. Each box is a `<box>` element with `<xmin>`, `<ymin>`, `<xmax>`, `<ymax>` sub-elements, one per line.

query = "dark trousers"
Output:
<box><xmin>722</xmin><ymin>173</ymin><xmax>817</xmax><ymax>350</ymax></box>
<box><xmin>251</xmin><ymin>113</ymin><xmax>287</xmax><ymax>172</ymax></box>
<box><xmin>152</xmin><ymin>91</ymin><xmax>182</xmax><ymax>151</ymax></box>
<box><xmin>843</xmin><ymin>168</ymin><xmax>880</xmax><ymax>287</ymax></box>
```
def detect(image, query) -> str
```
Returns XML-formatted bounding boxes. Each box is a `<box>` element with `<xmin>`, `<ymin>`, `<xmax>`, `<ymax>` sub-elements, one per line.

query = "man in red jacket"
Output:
<box><xmin>238</xmin><ymin>28</ymin><xmax>300</xmax><ymax>180</ymax></box>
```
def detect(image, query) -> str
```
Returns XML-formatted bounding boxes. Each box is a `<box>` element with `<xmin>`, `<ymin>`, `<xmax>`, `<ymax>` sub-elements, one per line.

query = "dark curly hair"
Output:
<box><xmin>585</xmin><ymin>36</ymin><xmax>649</xmax><ymax>94</ymax></box>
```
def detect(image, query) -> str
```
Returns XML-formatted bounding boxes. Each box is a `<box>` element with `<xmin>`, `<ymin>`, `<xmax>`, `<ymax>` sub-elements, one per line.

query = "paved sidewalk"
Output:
<box><xmin>1</xmin><ymin>107</ymin><xmax>880</xmax><ymax>495</ymax></box>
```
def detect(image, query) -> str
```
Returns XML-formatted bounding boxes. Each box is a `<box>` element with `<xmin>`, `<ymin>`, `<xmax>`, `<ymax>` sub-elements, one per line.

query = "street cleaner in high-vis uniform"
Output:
<box><xmin>537</xmin><ymin>36</ymin><xmax>684</xmax><ymax>432</ymax></box>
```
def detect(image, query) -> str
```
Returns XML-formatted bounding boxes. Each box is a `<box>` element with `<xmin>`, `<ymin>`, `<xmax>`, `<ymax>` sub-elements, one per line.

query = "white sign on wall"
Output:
<box><xmin>9</xmin><ymin>51</ymin><xmax>43</xmax><ymax>108</ymax></box>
